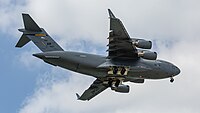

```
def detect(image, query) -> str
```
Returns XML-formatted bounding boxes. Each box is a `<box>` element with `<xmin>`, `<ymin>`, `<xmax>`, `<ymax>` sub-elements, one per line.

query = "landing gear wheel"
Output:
<box><xmin>120</xmin><ymin>67</ymin><xmax>126</xmax><ymax>75</ymax></box>
<box><xmin>115</xmin><ymin>79</ymin><xmax>120</xmax><ymax>87</ymax></box>
<box><xmin>170</xmin><ymin>77</ymin><xmax>174</xmax><ymax>83</ymax></box>
<box><xmin>113</xmin><ymin>66</ymin><xmax>118</xmax><ymax>74</ymax></box>
<box><xmin>108</xmin><ymin>79</ymin><xmax>113</xmax><ymax>87</ymax></box>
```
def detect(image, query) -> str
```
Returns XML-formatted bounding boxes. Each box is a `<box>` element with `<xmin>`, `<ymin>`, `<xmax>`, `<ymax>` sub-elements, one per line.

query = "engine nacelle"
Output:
<box><xmin>132</xmin><ymin>39</ymin><xmax>152</xmax><ymax>49</ymax></box>
<box><xmin>113</xmin><ymin>85</ymin><xmax>130</xmax><ymax>93</ymax></box>
<box><xmin>138</xmin><ymin>50</ymin><xmax>157</xmax><ymax>60</ymax></box>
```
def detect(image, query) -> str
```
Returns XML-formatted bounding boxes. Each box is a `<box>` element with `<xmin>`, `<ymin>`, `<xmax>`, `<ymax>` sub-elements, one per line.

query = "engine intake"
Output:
<box><xmin>112</xmin><ymin>85</ymin><xmax>130</xmax><ymax>93</ymax></box>
<box><xmin>138</xmin><ymin>50</ymin><xmax>157</xmax><ymax>60</ymax></box>
<box><xmin>133</xmin><ymin>39</ymin><xmax>152</xmax><ymax>49</ymax></box>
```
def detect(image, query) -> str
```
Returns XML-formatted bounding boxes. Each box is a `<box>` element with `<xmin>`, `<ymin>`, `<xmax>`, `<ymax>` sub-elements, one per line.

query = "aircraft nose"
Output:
<box><xmin>172</xmin><ymin>65</ymin><xmax>180</xmax><ymax>75</ymax></box>
<box><xmin>175</xmin><ymin>66</ymin><xmax>180</xmax><ymax>75</ymax></box>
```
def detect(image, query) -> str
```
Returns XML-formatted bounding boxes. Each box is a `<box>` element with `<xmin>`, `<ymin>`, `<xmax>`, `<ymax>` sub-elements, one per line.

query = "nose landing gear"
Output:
<box><xmin>170</xmin><ymin>77</ymin><xmax>174</xmax><ymax>83</ymax></box>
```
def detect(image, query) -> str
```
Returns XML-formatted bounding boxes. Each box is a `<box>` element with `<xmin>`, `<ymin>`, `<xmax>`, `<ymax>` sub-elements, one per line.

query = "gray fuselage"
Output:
<box><xmin>33</xmin><ymin>51</ymin><xmax>180</xmax><ymax>82</ymax></box>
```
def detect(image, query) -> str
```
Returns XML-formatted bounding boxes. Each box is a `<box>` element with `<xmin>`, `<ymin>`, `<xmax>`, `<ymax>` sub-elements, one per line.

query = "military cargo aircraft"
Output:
<box><xmin>16</xmin><ymin>9</ymin><xmax>180</xmax><ymax>101</ymax></box>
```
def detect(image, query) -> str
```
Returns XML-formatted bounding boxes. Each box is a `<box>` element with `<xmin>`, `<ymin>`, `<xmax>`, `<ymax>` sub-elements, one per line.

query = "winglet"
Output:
<box><xmin>108</xmin><ymin>9</ymin><xmax>116</xmax><ymax>18</ymax></box>
<box><xmin>76</xmin><ymin>93</ymin><xmax>81</xmax><ymax>100</ymax></box>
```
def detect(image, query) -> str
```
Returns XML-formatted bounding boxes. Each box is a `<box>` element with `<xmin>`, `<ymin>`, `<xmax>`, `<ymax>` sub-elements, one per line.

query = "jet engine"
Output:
<box><xmin>138</xmin><ymin>50</ymin><xmax>157</xmax><ymax>60</ymax></box>
<box><xmin>132</xmin><ymin>39</ymin><xmax>152</xmax><ymax>49</ymax></box>
<box><xmin>112</xmin><ymin>85</ymin><xmax>130</xmax><ymax>93</ymax></box>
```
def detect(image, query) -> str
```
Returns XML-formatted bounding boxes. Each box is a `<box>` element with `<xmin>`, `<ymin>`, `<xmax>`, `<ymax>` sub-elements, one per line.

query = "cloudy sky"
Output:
<box><xmin>0</xmin><ymin>0</ymin><xmax>200</xmax><ymax>113</ymax></box>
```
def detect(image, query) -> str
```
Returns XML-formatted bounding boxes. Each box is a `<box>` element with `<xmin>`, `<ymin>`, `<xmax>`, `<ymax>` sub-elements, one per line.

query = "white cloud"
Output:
<box><xmin>0</xmin><ymin>0</ymin><xmax>27</xmax><ymax>36</ymax></box>
<box><xmin>18</xmin><ymin>42</ymin><xmax>200</xmax><ymax>113</ymax></box>
<box><xmin>17</xmin><ymin>50</ymin><xmax>42</xmax><ymax>69</ymax></box>
<box><xmin>3</xmin><ymin>0</ymin><xmax>199</xmax><ymax>113</ymax></box>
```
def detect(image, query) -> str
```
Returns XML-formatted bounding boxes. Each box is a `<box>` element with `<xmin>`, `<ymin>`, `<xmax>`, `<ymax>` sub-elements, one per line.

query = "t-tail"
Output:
<box><xmin>16</xmin><ymin>13</ymin><xmax>64</xmax><ymax>52</ymax></box>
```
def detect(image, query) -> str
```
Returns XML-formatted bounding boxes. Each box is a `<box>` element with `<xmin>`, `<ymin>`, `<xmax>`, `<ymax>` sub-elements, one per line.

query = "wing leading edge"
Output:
<box><xmin>107</xmin><ymin>9</ymin><xmax>138</xmax><ymax>60</ymax></box>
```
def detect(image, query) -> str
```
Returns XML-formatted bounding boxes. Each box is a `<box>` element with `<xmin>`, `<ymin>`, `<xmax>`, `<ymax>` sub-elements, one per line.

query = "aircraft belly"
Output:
<box><xmin>44</xmin><ymin>58</ymin><xmax>79</xmax><ymax>72</ymax></box>
<box><xmin>57</xmin><ymin>52</ymin><xmax>106</xmax><ymax>77</ymax></box>
<box><xmin>128</xmin><ymin>70</ymin><xmax>169</xmax><ymax>79</ymax></box>
<box><xmin>76</xmin><ymin>65</ymin><xmax>107</xmax><ymax>78</ymax></box>
<box><xmin>39</xmin><ymin>51</ymin><xmax>169</xmax><ymax>80</ymax></box>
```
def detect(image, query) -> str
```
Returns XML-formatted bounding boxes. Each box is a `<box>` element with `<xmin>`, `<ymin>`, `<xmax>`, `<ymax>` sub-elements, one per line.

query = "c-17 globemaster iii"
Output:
<box><xmin>16</xmin><ymin>9</ymin><xmax>180</xmax><ymax>101</ymax></box>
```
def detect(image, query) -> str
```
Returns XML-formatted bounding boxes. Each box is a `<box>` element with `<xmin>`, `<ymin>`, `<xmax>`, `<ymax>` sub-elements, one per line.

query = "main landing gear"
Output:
<box><xmin>120</xmin><ymin>67</ymin><xmax>126</xmax><ymax>75</ymax></box>
<box><xmin>170</xmin><ymin>77</ymin><xmax>174</xmax><ymax>83</ymax></box>
<box><xmin>113</xmin><ymin>66</ymin><xmax>118</xmax><ymax>75</ymax></box>
<box><xmin>108</xmin><ymin>79</ymin><xmax>120</xmax><ymax>87</ymax></box>
<box><xmin>108</xmin><ymin>66</ymin><xmax>129</xmax><ymax>76</ymax></box>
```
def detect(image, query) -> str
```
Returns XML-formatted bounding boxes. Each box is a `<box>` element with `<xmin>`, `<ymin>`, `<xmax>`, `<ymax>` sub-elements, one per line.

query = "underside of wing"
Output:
<box><xmin>76</xmin><ymin>79</ymin><xmax>108</xmax><ymax>101</ymax></box>
<box><xmin>107</xmin><ymin>9</ymin><xmax>138</xmax><ymax>60</ymax></box>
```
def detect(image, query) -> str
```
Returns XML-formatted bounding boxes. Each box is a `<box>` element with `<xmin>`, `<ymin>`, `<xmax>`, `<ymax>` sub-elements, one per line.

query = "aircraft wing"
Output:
<box><xmin>107</xmin><ymin>9</ymin><xmax>138</xmax><ymax>60</ymax></box>
<box><xmin>76</xmin><ymin>79</ymin><xmax>108</xmax><ymax>101</ymax></box>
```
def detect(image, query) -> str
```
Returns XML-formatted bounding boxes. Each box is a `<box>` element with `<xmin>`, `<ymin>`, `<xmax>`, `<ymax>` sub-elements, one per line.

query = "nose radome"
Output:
<box><xmin>175</xmin><ymin>66</ymin><xmax>181</xmax><ymax>75</ymax></box>
<box><xmin>172</xmin><ymin>65</ymin><xmax>180</xmax><ymax>76</ymax></box>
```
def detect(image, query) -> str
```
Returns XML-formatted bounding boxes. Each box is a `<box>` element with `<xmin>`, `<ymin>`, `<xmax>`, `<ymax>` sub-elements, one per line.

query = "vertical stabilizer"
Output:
<box><xmin>16</xmin><ymin>14</ymin><xmax>64</xmax><ymax>52</ymax></box>
<box><xmin>22</xmin><ymin>13</ymin><xmax>42</xmax><ymax>32</ymax></box>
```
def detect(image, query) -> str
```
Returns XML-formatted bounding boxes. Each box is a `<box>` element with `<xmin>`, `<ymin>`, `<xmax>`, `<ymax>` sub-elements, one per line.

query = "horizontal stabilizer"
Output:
<box><xmin>22</xmin><ymin>13</ymin><xmax>42</xmax><ymax>32</ymax></box>
<box><xmin>15</xmin><ymin>34</ymin><xmax>30</xmax><ymax>47</ymax></box>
